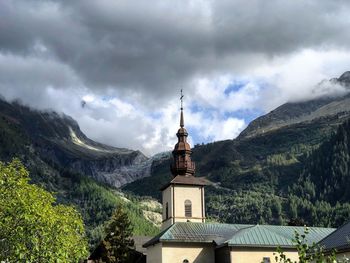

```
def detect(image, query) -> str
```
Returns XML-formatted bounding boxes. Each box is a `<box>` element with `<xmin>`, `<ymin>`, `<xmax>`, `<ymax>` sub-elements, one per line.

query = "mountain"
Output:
<box><xmin>240</xmin><ymin>72</ymin><xmax>350</xmax><ymax>139</ymax></box>
<box><xmin>0</xmin><ymin>98</ymin><xmax>160</xmax><ymax>249</ymax></box>
<box><xmin>124</xmin><ymin>71</ymin><xmax>350</xmax><ymax>228</ymax></box>
<box><xmin>0</xmin><ymin>99</ymin><xmax>153</xmax><ymax>188</ymax></box>
<box><xmin>338</xmin><ymin>71</ymin><xmax>350</xmax><ymax>84</ymax></box>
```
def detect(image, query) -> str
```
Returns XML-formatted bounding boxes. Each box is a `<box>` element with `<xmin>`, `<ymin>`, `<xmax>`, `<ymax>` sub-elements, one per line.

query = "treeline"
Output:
<box><xmin>206</xmin><ymin>119</ymin><xmax>350</xmax><ymax>228</ymax></box>
<box><xmin>293</xmin><ymin>120</ymin><xmax>350</xmax><ymax>203</ymax></box>
<box><xmin>68</xmin><ymin>174</ymin><xmax>159</xmax><ymax>249</ymax></box>
<box><xmin>206</xmin><ymin>187</ymin><xmax>350</xmax><ymax>228</ymax></box>
<box><xmin>0</xmin><ymin>114</ymin><xmax>29</xmax><ymax>160</ymax></box>
<box><xmin>287</xmin><ymin>119</ymin><xmax>350</xmax><ymax>227</ymax></box>
<box><xmin>206</xmin><ymin>188</ymin><xmax>285</xmax><ymax>225</ymax></box>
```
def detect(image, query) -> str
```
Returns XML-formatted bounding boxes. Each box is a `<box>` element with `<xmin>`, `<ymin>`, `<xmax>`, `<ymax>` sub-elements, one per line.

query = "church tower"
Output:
<box><xmin>161</xmin><ymin>91</ymin><xmax>208</xmax><ymax>230</ymax></box>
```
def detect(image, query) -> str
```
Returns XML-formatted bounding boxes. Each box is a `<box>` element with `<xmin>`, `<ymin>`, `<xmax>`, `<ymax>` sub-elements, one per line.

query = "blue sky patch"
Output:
<box><xmin>224</xmin><ymin>108</ymin><xmax>265</xmax><ymax>124</ymax></box>
<box><xmin>148</xmin><ymin>111</ymin><xmax>163</xmax><ymax>120</ymax></box>
<box><xmin>224</xmin><ymin>81</ymin><xmax>247</xmax><ymax>95</ymax></box>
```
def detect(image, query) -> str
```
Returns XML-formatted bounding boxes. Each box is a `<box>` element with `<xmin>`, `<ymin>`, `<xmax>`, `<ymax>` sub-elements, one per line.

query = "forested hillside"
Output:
<box><xmin>206</xmin><ymin>119</ymin><xmax>350</xmax><ymax>228</ymax></box>
<box><xmin>289</xmin><ymin>119</ymin><xmax>350</xmax><ymax>226</ymax></box>
<box><xmin>296</xmin><ymin>120</ymin><xmax>350</xmax><ymax>203</ymax></box>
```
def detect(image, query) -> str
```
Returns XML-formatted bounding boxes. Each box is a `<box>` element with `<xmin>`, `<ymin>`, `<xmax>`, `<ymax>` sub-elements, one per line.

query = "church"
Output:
<box><xmin>143</xmin><ymin>99</ymin><xmax>335</xmax><ymax>263</ymax></box>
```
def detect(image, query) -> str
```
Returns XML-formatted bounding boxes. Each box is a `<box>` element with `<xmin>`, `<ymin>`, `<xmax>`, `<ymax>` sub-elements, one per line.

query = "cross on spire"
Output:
<box><xmin>180</xmin><ymin>89</ymin><xmax>184</xmax><ymax>110</ymax></box>
<box><xmin>180</xmin><ymin>90</ymin><xmax>184</xmax><ymax>127</ymax></box>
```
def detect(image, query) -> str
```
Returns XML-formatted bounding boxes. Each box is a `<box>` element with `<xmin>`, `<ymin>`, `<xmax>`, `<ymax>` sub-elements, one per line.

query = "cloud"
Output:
<box><xmin>75</xmin><ymin>95</ymin><xmax>246</xmax><ymax>155</ymax></box>
<box><xmin>2</xmin><ymin>0</ymin><xmax>350</xmax><ymax>101</ymax></box>
<box><xmin>1</xmin><ymin>0</ymin><xmax>350</xmax><ymax>154</ymax></box>
<box><xmin>253</xmin><ymin>49</ymin><xmax>350</xmax><ymax>110</ymax></box>
<box><xmin>192</xmin><ymin>76</ymin><xmax>261</xmax><ymax>112</ymax></box>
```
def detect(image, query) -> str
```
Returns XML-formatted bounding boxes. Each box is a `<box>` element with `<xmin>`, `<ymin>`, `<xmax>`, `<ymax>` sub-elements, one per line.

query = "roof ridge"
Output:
<box><xmin>255</xmin><ymin>225</ymin><xmax>295</xmax><ymax>241</ymax></box>
<box><xmin>226</xmin><ymin>224</ymin><xmax>258</xmax><ymax>242</ymax></box>
<box><xmin>259</xmin><ymin>225</ymin><xmax>297</xmax><ymax>243</ymax></box>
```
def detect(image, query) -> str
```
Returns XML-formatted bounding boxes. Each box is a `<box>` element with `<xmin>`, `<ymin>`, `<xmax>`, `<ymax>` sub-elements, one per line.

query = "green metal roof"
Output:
<box><xmin>143</xmin><ymin>222</ymin><xmax>335</xmax><ymax>249</ymax></box>
<box><xmin>226</xmin><ymin>224</ymin><xmax>334</xmax><ymax>248</ymax></box>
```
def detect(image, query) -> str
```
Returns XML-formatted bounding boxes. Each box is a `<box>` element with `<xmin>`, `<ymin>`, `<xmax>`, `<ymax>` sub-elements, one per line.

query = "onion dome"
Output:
<box><xmin>170</xmin><ymin>93</ymin><xmax>195</xmax><ymax>177</ymax></box>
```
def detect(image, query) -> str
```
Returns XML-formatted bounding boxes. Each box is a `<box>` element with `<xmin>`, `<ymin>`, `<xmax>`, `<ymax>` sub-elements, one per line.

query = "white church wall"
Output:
<box><xmin>173</xmin><ymin>185</ymin><xmax>204</xmax><ymax>222</ymax></box>
<box><xmin>230</xmin><ymin>247</ymin><xmax>299</xmax><ymax>263</ymax></box>
<box><xmin>162</xmin><ymin>242</ymin><xmax>215</xmax><ymax>263</ymax></box>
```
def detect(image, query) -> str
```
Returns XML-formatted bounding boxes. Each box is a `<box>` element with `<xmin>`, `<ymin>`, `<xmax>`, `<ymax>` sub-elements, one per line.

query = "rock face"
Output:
<box><xmin>338</xmin><ymin>71</ymin><xmax>350</xmax><ymax>83</ymax></box>
<box><xmin>0</xmin><ymin>98</ymin><xmax>152</xmax><ymax>188</ymax></box>
<box><xmin>239</xmin><ymin>73</ymin><xmax>350</xmax><ymax>139</ymax></box>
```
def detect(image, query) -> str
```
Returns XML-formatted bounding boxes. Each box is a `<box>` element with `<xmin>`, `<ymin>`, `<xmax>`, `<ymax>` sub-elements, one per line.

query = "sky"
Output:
<box><xmin>1</xmin><ymin>0</ymin><xmax>350</xmax><ymax>156</ymax></box>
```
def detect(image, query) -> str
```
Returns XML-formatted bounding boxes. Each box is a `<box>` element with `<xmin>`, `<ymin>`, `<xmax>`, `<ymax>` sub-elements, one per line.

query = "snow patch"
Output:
<box><xmin>69</xmin><ymin>127</ymin><xmax>111</xmax><ymax>152</ymax></box>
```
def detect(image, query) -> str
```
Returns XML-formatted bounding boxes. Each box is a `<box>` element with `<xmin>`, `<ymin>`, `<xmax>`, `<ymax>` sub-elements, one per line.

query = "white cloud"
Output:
<box><xmin>192</xmin><ymin>76</ymin><xmax>261</xmax><ymax>112</ymax></box>
<box><xmin>188</xmin><ymin>113</ymin><xmax>245</xmax><ymax>142</ymax></box>
<box><xmin>253</xmin><ymin>49</ymin><xmax>350</xmax><ymax>111</ymax></box>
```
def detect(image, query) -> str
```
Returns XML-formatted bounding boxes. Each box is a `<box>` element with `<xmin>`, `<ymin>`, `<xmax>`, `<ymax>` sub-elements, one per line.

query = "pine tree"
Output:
<box><xmin>100</xmin><ymin>206</ymin><xmax>135</xmax><ymax>263</ymax></box>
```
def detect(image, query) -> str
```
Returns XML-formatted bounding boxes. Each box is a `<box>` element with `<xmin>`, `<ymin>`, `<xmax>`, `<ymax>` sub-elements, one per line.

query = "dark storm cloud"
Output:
<box><xmin>211</xmin><ymin>0</ymin><xmax>350</xmax><ymax>54</ymax></box>
<box><xmin>1</xmin><ymin>0</ymin><xmax>350</xmax><ymax>154</ymax></box>
<box><xmin>1</xmin><ymin>0</ymin><xmax>350</xmax><ymax>100</ymax></box>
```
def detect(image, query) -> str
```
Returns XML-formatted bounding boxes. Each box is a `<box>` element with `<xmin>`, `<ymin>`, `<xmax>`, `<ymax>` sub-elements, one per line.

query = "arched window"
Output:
<box><xmin>165</xmin><ymin>202</ymin><xmax>169</xmax><ymax>219</ymax></box>
<box><xmin>183</xmin><ymin>259</ymin><xmax>189</xmax><ymax>263</ymax></box>
<box><xmin>184</xmin><ymin>200</ymin><xmax>192</xmax><ymax>217</ymax></box>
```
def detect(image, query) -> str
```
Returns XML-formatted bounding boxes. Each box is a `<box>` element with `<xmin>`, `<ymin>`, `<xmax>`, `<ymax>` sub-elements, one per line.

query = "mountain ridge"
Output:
<box><xmin>239</xmin><ymin>73</ymin><xmax>350</xmax><ymax>139</ymax></box>
<box><xmin>0</xmin><ymin>99</ymin><xmax>153</xmax><ymax>188</ymax></box>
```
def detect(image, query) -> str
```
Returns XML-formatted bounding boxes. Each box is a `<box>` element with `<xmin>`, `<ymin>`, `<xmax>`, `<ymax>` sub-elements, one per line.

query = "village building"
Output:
<box><xmin>317</xmin><ymin>220</ymin><xmax>350</xmax><ymax>261</ymax></box>
<box><xmin>143</xmin><ymin>99</ymin><xmax>335</xmax><ymax>263</ymax></box>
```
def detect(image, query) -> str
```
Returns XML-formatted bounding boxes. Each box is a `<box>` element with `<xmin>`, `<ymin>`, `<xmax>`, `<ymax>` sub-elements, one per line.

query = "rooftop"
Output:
<box><xmin>160</xmin><ymin>175</ymin><xmax>209</xmax><ymax>190</ymax></box>
<box><xmin>143</xmin><ymin>222</ymin><xmax>335</xmax><ymax>249</ymax></box>
<box><xmin>317</xmin><ymin>220</ymin><xmax>350</xmax><ymax>252</ymax></box>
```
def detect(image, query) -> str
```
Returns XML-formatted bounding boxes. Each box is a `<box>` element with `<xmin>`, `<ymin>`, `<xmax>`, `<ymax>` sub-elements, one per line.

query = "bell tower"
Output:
<box><xmin>161</xmin><ymin>90</ymin><xmax>208</xmax><ymax>230</ymax></box>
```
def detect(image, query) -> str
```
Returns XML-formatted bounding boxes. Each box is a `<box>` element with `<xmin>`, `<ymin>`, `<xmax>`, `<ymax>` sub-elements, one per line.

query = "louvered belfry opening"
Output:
<box><xmin>184</xmin><ymin>200</ymin><xmax>192</xmax><ymax>217</ymax></box>
<box><xmin>165</xmin><ymin>202</ymin><xmax>169</xmax><ymax>219</ymax></box>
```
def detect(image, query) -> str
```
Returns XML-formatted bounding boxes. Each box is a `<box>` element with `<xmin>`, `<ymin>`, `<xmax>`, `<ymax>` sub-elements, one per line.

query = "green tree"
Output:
<box><xmin>274</xmin><ymin>227</ymin><xmax>348</xmax><ymax>263</ymax></box>
<box><xmin>99</xmin><ymin>206</ymin><xmax>135</xmax><ymax>263</ymax></box>
<box><xmin>0</xmin><ymin>159</ymin><xmax>88</xmax><ymax>262</ymax></box>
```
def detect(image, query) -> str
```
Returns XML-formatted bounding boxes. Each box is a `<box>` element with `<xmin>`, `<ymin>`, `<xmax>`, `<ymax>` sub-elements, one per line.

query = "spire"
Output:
<box><xmin>180</xmin><ymin>89</ymin><xmax>184</xmax><ymax>128</ymax></box>
<box><xmin>170</xmin><ymin>90</ymin><xmax>195</xmax><ymax>177</ymax></box>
